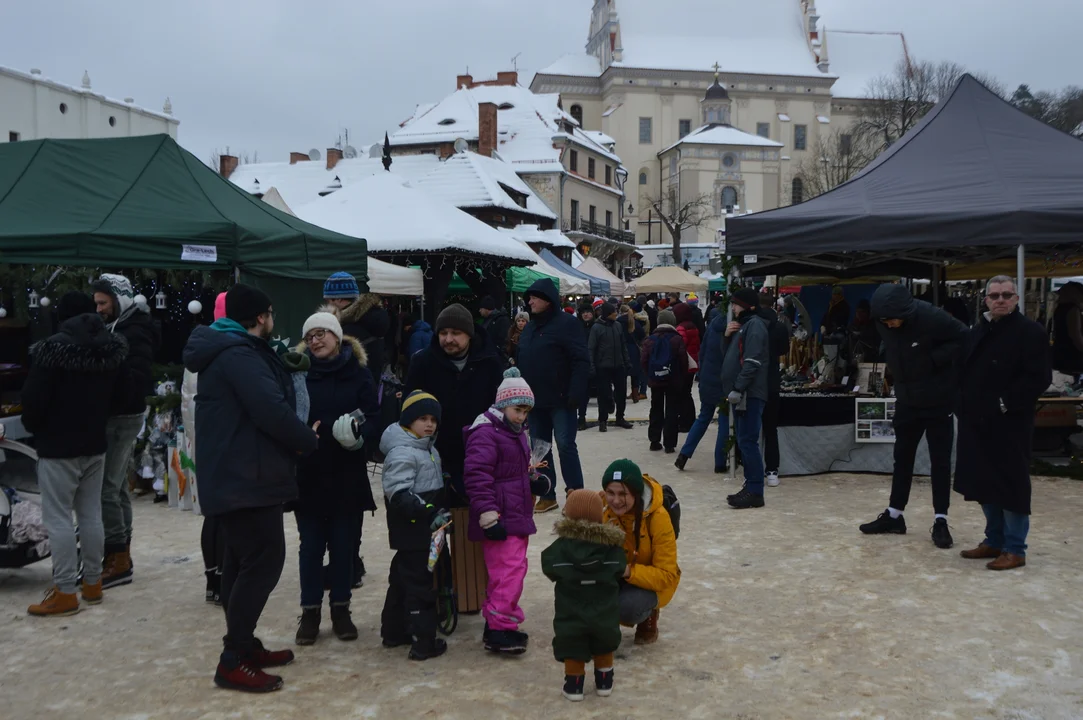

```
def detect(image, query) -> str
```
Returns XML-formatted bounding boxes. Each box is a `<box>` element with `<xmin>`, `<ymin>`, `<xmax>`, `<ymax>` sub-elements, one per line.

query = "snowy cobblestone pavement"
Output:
<box><xmin>3</xmin><ymin>424</ymin><xmax>1082</xmax><ymax>719</ymax></box>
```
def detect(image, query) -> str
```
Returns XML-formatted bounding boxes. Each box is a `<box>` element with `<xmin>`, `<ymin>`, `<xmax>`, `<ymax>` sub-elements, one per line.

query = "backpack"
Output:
<box><xmin>648</xmin><ymin>334</ymin><xmax>675</xmax><ymax>380</ymax></box>
<box><xmin>367</xmin><ymin>373</ymin><xmax>405</xmax><ymax>463</ymax></box>
<box><xmin>661</xmin><ymin>484</ymin><xmax>681</xmax><ymax>540</ymax></box>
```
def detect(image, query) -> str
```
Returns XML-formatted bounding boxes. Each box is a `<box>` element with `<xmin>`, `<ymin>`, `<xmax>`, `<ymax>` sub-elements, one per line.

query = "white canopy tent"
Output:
<box><xmin>577</xmin><ymin>257</ymin><xmax>628</xmax><ymax>295</ymax></box>
<box><xmin>628</xmin><ymin>266</ymin><xmax>708</xmax><ymax>294</ymax></box>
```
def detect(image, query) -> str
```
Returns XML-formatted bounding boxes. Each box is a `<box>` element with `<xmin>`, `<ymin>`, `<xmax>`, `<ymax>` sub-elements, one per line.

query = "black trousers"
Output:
<box><xmin>381</xmin><ymin>549</ymin><xmax>437</xmax><ymax>641</ymax></box>
<box><xmin>596</xmin><ymin>368</ymin><xmax>628</xmax><ymax>423</ymax></box>
<box><xmin>889</xmin><ymin>412</ymin><xmax>954</xmax><ymax>516</ymax></box>
<box><xmin>762</xmin><ymin>393</ymin><xmax>781</xmax><ymax>473</ymax></box>
<box><xmin>218</xmin><ymin>504</ymin><xmax>286</xmax><ymax>658</ymax></box>
<box><xmin>200</xmin><ymin>515</ymin><xmax>224</xmax><ymax>572</ymax></box>
<box><xmin>648</xmin><ymin>385</ymin><xmax>682</xmax><ymax>450</ymax></box>
<box><xmin>679</xmin><ymin>377</ymin><xmax>696</xmax><ymax>431</ymax></box>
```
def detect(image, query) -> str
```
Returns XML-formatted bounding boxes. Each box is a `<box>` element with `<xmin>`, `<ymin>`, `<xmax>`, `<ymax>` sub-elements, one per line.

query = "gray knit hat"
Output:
<box><xmin>435</xmin><ymin>303</ymin><xmax>475</xmax><ymax>337</ymax></box>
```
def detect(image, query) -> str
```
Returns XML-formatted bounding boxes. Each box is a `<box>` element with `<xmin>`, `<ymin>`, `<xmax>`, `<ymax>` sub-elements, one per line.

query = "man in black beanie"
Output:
<box><xmin>183</xmin><ymin>284</ymin><xmax>319</xmax><ymax>692</ymax></box>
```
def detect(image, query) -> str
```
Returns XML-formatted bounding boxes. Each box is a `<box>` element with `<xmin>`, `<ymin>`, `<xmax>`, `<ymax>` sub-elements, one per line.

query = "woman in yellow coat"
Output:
<box><xmin>600</xmin><ymin>459</ymin><xmax>680</xmax><ymax>644</ymax></box>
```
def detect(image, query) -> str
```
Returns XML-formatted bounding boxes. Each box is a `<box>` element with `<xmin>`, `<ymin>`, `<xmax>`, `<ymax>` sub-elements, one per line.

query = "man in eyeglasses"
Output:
<box><xmin>859</xmin><ymin>283</ymin><xmax>968</xmax><ymax>549</ymax></box>
<box><xmin>953</xmin><ymin>276</ymin><xmax>1050</xmax><ymax>570</ymax></box>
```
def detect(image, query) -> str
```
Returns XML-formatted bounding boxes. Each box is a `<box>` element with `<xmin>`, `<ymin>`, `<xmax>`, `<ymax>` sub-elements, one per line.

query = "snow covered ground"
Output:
<box><xmin>3</xmin><ymin>424</ymin><xmax>1082</xmax><ymax>719</ymax></box>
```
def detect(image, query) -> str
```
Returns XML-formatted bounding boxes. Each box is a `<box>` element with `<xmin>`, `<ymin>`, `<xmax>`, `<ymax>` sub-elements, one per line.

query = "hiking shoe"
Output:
<box><xmin>409</xmin><ymin>636</ymin><xmax>448</xmax><ymax>661</ymax></box>
<box><xmin>562</xmin><ymin>674</ymin><xmax>586</xmax><ymax>702</ymax></box>
<box><xmin>28</xmin><ymin>587</ymin><xmax>80</xmax><ymax>617</ymax></box>
<box><xmin>295</xmin><ymin>607</ymin><xmax>321</xmax><ymax>646</ymax></box>
<box><xmin>101</xmin><ymin>550</ymin><xmax>133</xmax><ymax>589</ymax></box>
<box><xmin>534</xmin><ymin>498</ymin><xmax>559</xmax><ymax>514</ymax></box>
<box><xmin>859</xmin><ymin>510</ymin><xmax>907</xmax><ymax>535</ymax></box>
<box><xmin>931</xmin><ymin>518</ymin><xmax>954</xmax><ymax>549</ymax></box>
<box><xmin>614</xmin><ymin>419</ymin><xmax>634</xmax><ymax>429</ymax></box>
<box><xmin>484</xmin><ymin>629</ymin><xmax>527</xmax><ymax>655</ymax></box>
<box><xmin>766</xmin><ymin>472</ymin><xmax>780</xmax><ymax>487</ymax></box>
<box><xmin>81</xmin><ymin>580</ymin><xmax>103</xmax><ymax>606</ymax></box>
<box><xmin>674</xmin><ymin>454</ymin><xmax>689</xmax><ymax>471</ymax></box>
<box><xmin>649</xmin><ymin>442</ymin><xmax>663</xmax><ymax>452</ymax></box>
<box><xmin>213</xmin><ymin>661</ymin><xmax>283</xmax><ymax>693</ymax></box>
<box><xmin>330</xmin><ymin>604</ymin><xmax>358</xmax><ymax>641</ymax></box>
<box><xmin>594</xmin><ymin>668</ymin><xmax>615</xmax><ymax>697</ymax></box>
<box><xmin>598</xmin><ymin>421</ymin><xmax>608</xmax><ymax>433</ymax></box>
<box><xmin>248</xmin><ymin>638</ymin><xmax>294</xmax><ymax>668</ymax></box>
<box><xmin>727</xmin><ymin>488</ymin><xmax>765</xmax><ymax>509</ymax></box>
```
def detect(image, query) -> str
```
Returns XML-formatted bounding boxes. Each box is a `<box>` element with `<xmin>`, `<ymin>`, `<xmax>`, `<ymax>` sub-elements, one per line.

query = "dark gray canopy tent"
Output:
<box><xmin>727</xmin><ymin>75</ymin><xmax>1083</xmax><ymax>288</ymax></box>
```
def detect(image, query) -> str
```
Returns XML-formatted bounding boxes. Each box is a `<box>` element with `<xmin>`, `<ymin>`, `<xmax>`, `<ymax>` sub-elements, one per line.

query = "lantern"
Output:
<box><xmin>155</xmin><ymin>290</ymin><xmax>167</xmax><ymax>310</ymax></box>
<box><xmin>28</xmin><ymin>289</ymin><xmax>40</xmax><ymax>308</ymax></box>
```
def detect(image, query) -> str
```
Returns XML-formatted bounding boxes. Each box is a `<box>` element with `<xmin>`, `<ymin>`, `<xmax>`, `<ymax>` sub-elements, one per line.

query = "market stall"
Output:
<box><xmin>538</xmin><ymin>248</ymin><xmax>610</xmax><ymax>295</ymax></box>
<box><xmin>576</xmin><ymin>257</ymin><xmax>628</xmax><ymax>296</ymax></box>
<box><xmin>628</xmin><ymin>266</ymin><xmax>708</xmax><ymax>294</ymax></box>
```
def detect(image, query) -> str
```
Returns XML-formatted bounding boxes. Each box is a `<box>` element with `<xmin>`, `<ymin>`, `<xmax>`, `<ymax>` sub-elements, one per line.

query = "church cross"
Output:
<box><xmin>712</xmin><ymin>62</ymin><xmax>721</xmax><ymax>81</ymax></box>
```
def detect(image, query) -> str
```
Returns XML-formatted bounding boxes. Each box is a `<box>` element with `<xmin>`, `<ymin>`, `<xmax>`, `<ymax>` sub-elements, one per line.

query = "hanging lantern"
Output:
<box><xmin>155</xmin><ymin>290</ymin><xmax>167</xmax><ymax>310</ymax></box>
<box><xmin>188</xmin><ymin>300</ymin><xmax>203</xmax><ymax>315</ymax></box>
<box><xmin>28</xmin><ymin>289</ymin><xmax>40</xmax><ymax>308</ymax></box>
<box><xmin>39</xmin><ymin>296</ymin><xmax>51</xmax><ymax>308</ymax></box>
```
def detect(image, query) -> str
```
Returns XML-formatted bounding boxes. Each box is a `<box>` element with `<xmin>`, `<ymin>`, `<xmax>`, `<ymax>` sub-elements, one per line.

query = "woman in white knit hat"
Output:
<box><xmin>292</xmin><ymin>311</ymin><xmax>380</xmax><ymax>645</ymax></box>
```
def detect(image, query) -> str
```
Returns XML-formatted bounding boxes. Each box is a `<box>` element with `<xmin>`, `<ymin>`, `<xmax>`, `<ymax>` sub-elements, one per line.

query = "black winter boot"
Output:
<box><xmin>598</xmin><ymin>421</ymin><xmax>608</xmax><ymax>433</ymax></box>
<box><xmin>674</xmin><ymin>454</ymin><xmax>689</xmax><ymax>470</ymax></box>
<box><xmin>614</xmin><ymin>418</ymin><xmax>634</xmax><ymax>429</ymax></box>
<box><xmin>205</xmin><ymin>570</ymin><xmax>217</xmax><ymax>603</ymax></box>
<box><xmin>295</xmin><ymin>607</ymin><xmax>321</xmax><ymax>646</ymax></box>
<box><xmin>408</xmin><ymin>636</ymin><xmax>448</xmax><ymax>661</ymax></box>
<box><xmin>330</xmin><ymin>603</ymin><xmax>358</xmax><ymax>641</ymax></box>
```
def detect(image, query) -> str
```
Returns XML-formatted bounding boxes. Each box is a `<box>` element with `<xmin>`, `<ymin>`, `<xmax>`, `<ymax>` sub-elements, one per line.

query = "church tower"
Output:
<box><xmin>587</xmin><ymin>0</ymin><xmax>622</xmax><ymax>67</ymax></box>
<box><xmin>701</xmin><ymin>64</ymin><xmax>732</xmax><ymax>125</ymax></box>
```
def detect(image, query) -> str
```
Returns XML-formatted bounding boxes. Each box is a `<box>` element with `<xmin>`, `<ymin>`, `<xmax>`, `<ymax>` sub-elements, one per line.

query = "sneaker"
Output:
<box><xmin>727</xmin><ymin>487</ymin><xmax>765</xmax><ymax>509</ymax></box>
<box><xmin>931</xmin><ymin>518</ymin><xmax>953</xmax><ymax>549</ymax></box>
<box><xmin>594</xmin><ymin>668</ymin><xmax>615</xmax><ymax>697</ymax></box>
<box><xmin>330</xmin><ymin>604</ymin><xmax>358</xmax><ymax>641</ymax></box>
<box><xmin>598</xmin><ymin>421</ymin><xmax>607</xmax><ymax>433</ymax></box>
<box><xmin>213</xmin><ymin>661</ymin><xmax>283</xmax><ymax>693</ymax></box>
<box><xmin>484</xmin><ymin>629</ymin><xmax>527</xmax><ymax>655</ymax></box>
<box><xmin>81</xmin><ymin>580</ymin><xmax>103</xmax><ymax>606</ymax></box>
<box><xmin>534</xmin><ymin>498</ymin><xmax>559</xmax><ymax>514</ymax></box>
<box><xmin>562</xmin><ymin>674</ymin><xmax>586</xmax><ymax>702</ymax></box>
<box><xmin>27</xmin><ymin>587</ymin><xmax>81</xmax><ymax>617</ymax></box>
<box><xmin>409</xmin><ymin>636</ymin><xmax>448</xmax><ymax>661</ymax></box>
<box><xmin>295</xmin><ymin>607</ymin><xmax>321</xmax><ymax>646</ymax></box>
<box><xmin>649</xmin><ymin>442</ymin><xmax>663</xmax><ymax>452</ymax></box>
<box><xmin>766</xmin><ymin>472</ymin><xmax>780</xmax><ymax>488</ymax></box>
<box><xmin>674</xmin><ymin>454</ymin><xmax>689</xmax><ymax>471</ymax></box>
<box><xmin>247</xmin><ymin>638</ymin><xmax>295</xmax><ymax>668</ymax></box>
<box><xmin>614</xmin><ymin>419</ymin><xmax>634</xmax><ymax>429</ymax></box>
<box><xmin>101</xmin><ymin>550</ymin><xmax>133</xmax><ymax>589</ymax></box>
<box><xmin>859</xmin><ymin>510</ymin><xmax>907</xmax><ymax>535</ymax></box>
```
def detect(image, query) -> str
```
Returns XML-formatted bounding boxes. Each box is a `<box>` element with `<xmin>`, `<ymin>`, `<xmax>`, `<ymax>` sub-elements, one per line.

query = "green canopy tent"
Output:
<box><xmin>0</xmin><ymin>134</ymin><xmax>367</xmax><ymax>339</ymax></box>
<box><xmin>448</xmin><ymin>266</ymin><xmax>559</xmax><ymax>295</ymax></box>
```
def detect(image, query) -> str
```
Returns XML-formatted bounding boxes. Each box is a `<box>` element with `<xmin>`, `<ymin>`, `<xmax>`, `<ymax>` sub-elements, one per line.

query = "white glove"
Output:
<box><xmin>479</xmin><ymin>510</ymin><xmax>500</xmax><ymax>529</ymax></box>
<box><xmin>332</xmin><ymin>414</ymin><xmax>364</xmax><ymax>451</ymax></box>
<box><xmin>727</xmin><ymin>390</ymin><xmax>743</xmax><ymax>405</ymax></box>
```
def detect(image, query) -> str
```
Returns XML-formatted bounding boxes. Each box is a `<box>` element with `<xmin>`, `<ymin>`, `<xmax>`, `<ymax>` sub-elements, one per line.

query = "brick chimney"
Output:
<box><xmin>495</xmin><ymin>71</ymin><xmax>518</xmax><ymax>86</ymax></box>
<box><xmin>456</xmin><ymin>74</ymin><xmax>473</xmax><ymax>89</ymax></box>
<box><xmin>219</xmin><ymin>154</ymin><xmax>239</xmax><ymax>179</ymax></box>
<box><xmin>326</xmin><ymin>147</ymin><xmax>343</xmax><ymax>170</ymax></box>
<box><xmin>478</xmin><ymin>103</ymin><xmax>498</xmax><ymax>158</ymax></box>
<box><xmin>290</xmin><ymin>151</ymin><xmax>310</xmax><ymax>164</ymax></box>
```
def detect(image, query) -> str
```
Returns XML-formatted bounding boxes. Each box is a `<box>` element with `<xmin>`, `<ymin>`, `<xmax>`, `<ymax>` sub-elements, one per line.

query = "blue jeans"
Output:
<box><xmin>680</xmin><ymin>387</ymin><xmax>729</xmax><ymax>469</ymax></box>
<box><xmin>530</xmin><ymin>406</ymin><xmax>585</xmax><ymax>500</ymax></box>
<box><xmin>296</xmin><ymin>510</ymin><xmax>360</xmax><ymax>607</ymax></box>
<box><xmin>982</xmin><ymin>504</ymin><xmax>1029</xmax><ymax>557</ymax></box>
<box><xmin>735</xmin><ymin>397</ymin><xmax>766</xmax><ymax>495</ymax></box>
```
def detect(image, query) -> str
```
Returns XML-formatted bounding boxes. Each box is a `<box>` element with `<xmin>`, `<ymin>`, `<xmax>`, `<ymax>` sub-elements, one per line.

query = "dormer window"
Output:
<box><xmin>498</xmin><ymin>103</ymin><xmax>514</xmax><ymax>110</ymax></box>
<box><xmin>438</xmin><ymin>118</ymin><xmax>456</xmax><ymax>126</ymax></box>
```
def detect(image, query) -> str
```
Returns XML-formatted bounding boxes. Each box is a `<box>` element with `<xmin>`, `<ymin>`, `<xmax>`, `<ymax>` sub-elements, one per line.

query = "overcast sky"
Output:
<box><xmin>4</xmin><ymin>0</ymin><xmax>1079</xmax><ymax>165</ymax></box>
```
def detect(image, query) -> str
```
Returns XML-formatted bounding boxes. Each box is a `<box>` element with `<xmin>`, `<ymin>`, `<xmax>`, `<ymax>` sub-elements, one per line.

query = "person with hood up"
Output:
<box><xmin>293</xmin><ymin>311</ymin><xmax>380</xmax><ymax>646</ymax></box>
<box><xmin>24</xmin><ymin>292</ymin><xmax>128</xmax><ymax>617</ymax></box>
<box><xmin>183</xmin><ymin>284</ymin><xmax>320</xmax><ymax>693</ymax></box>
<box><xmin>639</xmin><ymin>309</ymin><xmax>689</xmax><ymax>453</ymax></box>
<box><xmin>404</xmin><ymin>313</ymin><xmax>433</xmax><ymax>369</ymax></box>
<box><xmin>589</xmin><ymin>303</ymin><xmax>633</xmax><ymax>432</ymax></box>
<box><xmin>91</xmin><ymin>273</ymin><xmax>161</xmax><ymax>590</ymax></box>
<box><xmin>673</xmin><ymin>302</ymin><xmax>701</xmax><ymax>431</ymax></box>
<box><xmin>321</xmin><ymin>272</ymin><xmax>391</xmax><ymax>379</ymax></box>
<box><xmin>953</xmin><ymin>276</ymin><xmax>1051</xmax><ymax>571</ymax></box>
<box><xmin>721</xmin><ymin>288</ymin><xmax>770</xmax><ymax>509</ymax></box>
<box><xmin>576</xmin><ymin>302</ymin><xmax>597</xmax><ymax>431</ymax></box>
<box><xmin>516</xmin><ymin>279</ymin><xmax>590</xmax><ymax>513</ymax></box>
<box><xmin>600</xmin><ymin>459</ymin><xmax>680</xmax><ymax>646</ymax></box>
<box><xmin>859</xmin><ymin>283</ymin><xmax>968</xmax><ymax>549</ymax></box>
<box><xmin>506</xmin><ymin>311</ymin><xmax>530</xmax><ymax>365</ymax></box>
<box><xmin>1050</xmin><ymin>281</ymin><xmax>1083</xmax><ymax>377</ymax></box>
<box><xmin>757</xmin><ymin>295</ymin><xmax>792</xmax><ymax>488</ymax></box>
<box><xmin>675</xmin><ymin>307</ymin><xmax>729</xmax><ymax>474</ymax></box>
<box><xmin>478</xmin><ymin>296</ymin><xmax>512</xmax><ymax>360</ymax></box>
<box><xmin>541</xmin><ymin>488</ymin><xmax>627</xmax><ymax>702</ymax></box>
<box><xmin>623</xmin><ymin>303</ymin><xmax>648</xmax><ymax>402</ymax></box>
<box><xmin>821</xmin><ymin>285</ymin><xmax>851</xmax><ymax>336</ymax></box>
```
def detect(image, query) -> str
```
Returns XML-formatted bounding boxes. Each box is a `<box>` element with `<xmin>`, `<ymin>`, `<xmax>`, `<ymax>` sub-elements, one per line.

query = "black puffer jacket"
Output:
<box><xmin>21</xmin><ymin>314</ymin><xmax>128</xmax><ymax>459</ymax></box>
<box><xmin>588</xmin><ymin>316</ymin><xmax>631</xmax><ymax>373</ymax></box>
<box><xmin>336</xmin><ymin>295</ymin><xmax>391</xmax><ymax>377</ymax></box>
<box><xmin>112</xmin><ymin>309</ymin><xmax>160</xmax><ymax>415</ymax></box>
<box><xmin>183</xmin><ymin>323</ymin><xmax>318</xmax><ymax>517</ymax></box>
<box><xmin>482</xmin><ymin>309</ymin><xmax>512</xmax><ymax>360</ymax></box>
<box><xmin>517</xmin><ymin>279</ymin><xmax>590</xmax><ymax>408</ymax></box>
<box><xmin>871</xmin><ymin>284</ymin><xmax>968</xmax><ymax>410</ymax></box>
<box><xmin>756</xmin><ymin>306</ymin><xmax>791</xmax><ymax>396</ymax></box>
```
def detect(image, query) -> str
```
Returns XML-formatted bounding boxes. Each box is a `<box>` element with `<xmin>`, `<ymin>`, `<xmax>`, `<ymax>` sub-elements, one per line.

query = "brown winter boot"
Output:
<box><xmin>634</xmin><ymin>609</ymin><xmax>659</xmax><ymax>645</ymax></box>
<box><xmin>102</xmin><ymin>549</ymin><xmax>133</xmax><ymax>589</ymax></box>
<box><xmin>81</xmin><ymin>580</ymin><xmax>103</xmax><ymax>605</ymax></box>
<box><xmin>28</xmin><ymin>587</ymin><xmax>81</xmax><ymax>617</ymax></box>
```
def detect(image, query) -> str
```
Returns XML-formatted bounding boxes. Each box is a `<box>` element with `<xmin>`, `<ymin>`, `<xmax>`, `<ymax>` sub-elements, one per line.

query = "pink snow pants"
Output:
<box><xmin>481</xmin><ymin>535</ymin><xmax>529</xmax><ymax>631</ymax></box>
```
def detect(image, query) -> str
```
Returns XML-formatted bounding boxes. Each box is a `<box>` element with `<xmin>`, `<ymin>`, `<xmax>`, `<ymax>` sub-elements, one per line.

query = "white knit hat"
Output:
<box><xmin>302</xmin><ymin>312</ymin><xmax>342</xmax><ymax>341</ymax></box>
<box><xmin>494</xmin><ymin>367</ymin><xmax>534</xmax><ymax>409</ymax></box>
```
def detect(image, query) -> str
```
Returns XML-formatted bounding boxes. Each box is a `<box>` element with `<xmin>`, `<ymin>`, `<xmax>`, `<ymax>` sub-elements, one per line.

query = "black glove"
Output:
<box><xmin>529</xmin><ymin>475</ymin><xmax>552</xmax><ymax>497</ymax></box>
<box><xmin>483</xmin><ymin>521</ymin><xmax>508</xmax><ymax>542</ymax></box>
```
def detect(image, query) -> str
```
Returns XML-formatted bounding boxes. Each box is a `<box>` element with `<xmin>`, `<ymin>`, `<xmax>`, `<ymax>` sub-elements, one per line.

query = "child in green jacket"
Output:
<box><xmin>541</xmin><ymin>489</ymin><xmax>627</xmax><ymax>702</ymax></box>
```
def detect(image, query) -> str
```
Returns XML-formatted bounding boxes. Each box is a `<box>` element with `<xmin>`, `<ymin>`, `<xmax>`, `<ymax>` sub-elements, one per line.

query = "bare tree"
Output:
<box><xmin>1011</xmin><ymin>84</ymin><xmax>1083</xmax><ymax>136</ymax></box>
<box><xmin>646</xmin><ymin>189</ymin><xmax>714</xmax><ymax>264</ymax></box>
<box><xmin>793</xmin><ymin>129</ymin><xmax>879</xmax><ymax>199</ymax></box>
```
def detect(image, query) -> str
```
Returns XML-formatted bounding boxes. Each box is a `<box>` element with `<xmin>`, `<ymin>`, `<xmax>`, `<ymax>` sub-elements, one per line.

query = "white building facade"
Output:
<box><xmin>1</xmin><ymin>65</ymin><xmax>178</xmax><ymax>143</ymax></box>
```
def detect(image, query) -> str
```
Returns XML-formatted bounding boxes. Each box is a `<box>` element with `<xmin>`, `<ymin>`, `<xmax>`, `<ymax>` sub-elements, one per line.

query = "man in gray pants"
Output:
<box><xmin>21</xmin><ymin>292</ymin><xmax>128</xmax><ymax>616</ymax></box>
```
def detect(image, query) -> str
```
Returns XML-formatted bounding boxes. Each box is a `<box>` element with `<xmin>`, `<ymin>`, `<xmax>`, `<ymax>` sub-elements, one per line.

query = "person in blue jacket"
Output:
<box><xmin>674</xmin><ymin>309</ymin><xmax>730</xmax><ymax>474</ymax></box>
<box><xmin>404</xmin><ymin>314</ymin><xmax>433</xmax><ymax>370</ymax></box>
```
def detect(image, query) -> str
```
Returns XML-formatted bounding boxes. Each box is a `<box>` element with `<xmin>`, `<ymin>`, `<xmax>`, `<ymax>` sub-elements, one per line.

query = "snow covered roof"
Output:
<box><xmin>410</xmin><ymin>152</ymin><xmax>556</xmax><ymax>220</ymax></box>
<box><xmin>292</xmin><ymin>173</ymin><xmax>536</xmax><ymax>263</ymax></box>
<box><xmin>536</xmin><ymin>53</ymin><xmax>603</xmax><ymax>78</ymax></box>
<box><xmin>583</xmin><ymin>130</ymin><xmax>617</xmax><ymax>149</ymax></box>
<box><xmin>661</xmin><ymin>124</ymin><xmax>783</xmax><ymax>153</ymax></box>
<box><xmin>825</xmin><ymin>30</ymin><xmax>909</xmax><ymax>99</ymax></box>
<box><xmin>0</xmin><ymin>64</ymin><xmax>178</xmax><ymax>122</ymax></box>
<box><xmin>497</xmin><ymin>224</ymin><xmax>576</xmax><ymax>249</ymax></box>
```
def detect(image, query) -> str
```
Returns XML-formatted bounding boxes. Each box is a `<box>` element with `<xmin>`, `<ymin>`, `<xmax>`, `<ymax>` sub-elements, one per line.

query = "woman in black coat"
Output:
<box><xmin>294</xmin><ymin>313</ymin><xmax>380</xmax><ymax>644</ymax></box>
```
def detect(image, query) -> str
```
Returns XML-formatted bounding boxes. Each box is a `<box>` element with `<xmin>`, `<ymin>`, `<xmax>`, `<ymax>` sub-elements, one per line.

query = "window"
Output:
<box><xmin>756</xmin><ymin>122</ymin><xmax>770</xmax><ymax>139</ymax></box>
<box><xmin>570</xmin><ymin>199</ymin><xmax>580</xmax><ymax>229</ymax></box>
<box><xmin>605</xmin><ymin>210</ymin><xmax>613</xmax><ymax>228</ymax></box>
<box><xmin>791</xmin><ymin>177</ymin><xmax>805</xmax><ymax>205</ymax></box>
<box><xmin>669</xmin><ymin>155</ymin><xmax>677</xmax><ymax>177</ymax></box>
<box><xmin>722</xmin><ymin>153</ymin><xmax>736</xmax><ymax>168</ymax></box>
<box><xmin>794</xmin><ymin>124</ymin><xmax>808</xmax><ymax>151</ymax></box>
<box><xmin>639</xmin><ymin>117</ymin><xmax>652</xmax><ymax>144</ymax></box>
<box><xmin>605</xmin><ymin>165</ymin><xmax>612</xmax><ymax>185</ymax></box>
<box><xmin>59</xmin><ymin>102</ymin><xmax>68</xmax><ymax>114</ymax></box>
<box><xmin>570</xmin><ymin>150</ymin><xmax>578</xmax><ymax>172</ymax></box>
<box><xmin>679</xmin><ymin>119</ymin><xmax>691</xmax><ymax>138</ymax></box>
<box><xmin>108</xmin><ymin>116</ymin><xmax>116</xmax><ymax>127</ymax></box>
<box><xmin>570</xmin><ymin>104</ymin><xmax>583</xmax><ymax>126</ymax></box>
<box><xmin>722</xmin><ymin>186</ymin><xmax>738</xmax><ymax>211</ymax></box>
<box><xmin>589</xmin><ymin>205</ymin><xmax>597</xmax><ymax>224</ymax></box>
<box><xmin>588</xmin><ymin>157</ymin><xmax>596</xmax><ymax>179</ymax></box>
<box><xmin>840</xmin><ymin>133</ymin><xmax>853</xmax><ymax>155</ymax></box>
<box><xmin>639</xmin><ymin>170</ymin><xmax>648</xmax><ymax>185</ymax></box>
<box><xmin>8</xmin><ymin>131</ymin><xmax>19</xmax><ymax>142</ymax></box>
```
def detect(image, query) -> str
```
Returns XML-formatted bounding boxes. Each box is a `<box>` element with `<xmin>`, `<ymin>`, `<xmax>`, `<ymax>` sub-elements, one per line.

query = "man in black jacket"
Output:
<box><xmin>589</xmin><ymin>302</ymin><xmax>633</xmax><ymax>431</ymax></box>
<box><xmin>91</xmin><ymin>273</ymin><xmax>161</xmax><ymax>589</ymax></box>
<box><xmin>517</xmin><ymin>279</ymin><xmax>590</xmax><ymax>513</ymax></box>
<box><xmin>757</xmin><ymin>300</ymin><xmax>791</xmax><ymax>487</ymax></box>
<box><xmin>576</xmin><ymin>302</ymin><xmax>596</xmax><ymax>430</ymax></box>
<box><xmin>404</xmin><ymin>303</ymin><xmax>504</xmax><ymax>504</ymax></box>
<box><xmin>184</xmin><ymin>284</ymin><xmax>319</xmax><ymax>693</ymax></box>
<box><xmin>23</xmin><ymin>293</ymin><xmax>127</xmax><ymax>617</ymax></box>
<box><xmin>478</xmin><ymin>296</ymin><xmax>512</xmax><ymax>362</ymax></box>
<box><xmin>860</xmin><ymin>284</ymin><xmax>968</xmax><ymax>549</ymax></box>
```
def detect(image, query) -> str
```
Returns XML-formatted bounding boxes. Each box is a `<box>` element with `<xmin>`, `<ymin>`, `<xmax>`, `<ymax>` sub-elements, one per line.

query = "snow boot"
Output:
<box><xmin>634</xmin><ymin>609</ymin><xmax>659</xmax><ymax>645</ymax></box>
<box><xmin>674</xmin><ymin>453</ymin><xmax>689</xmax><ymax>470</ymax></box>
<box><xmin>330</xmin><ymin>603</ymin><xmax>358</xmax><ymax>641</ymax></box>
<box><xmin>408</xmin><ymin>635</ymin><xmax>448</xmax><ymax>661</ymax></box>
<box><xmin>205</xmin><ymin>570</ymin><xmax>217</xmax><ymax>603</ymax></box>
<box><xmin>598</xmin><ymin>420</ymin><xmax>608</xmax><ymax>433</ymax></box>
<box><xmin>102</xmin><ymin>549</ymin><xmax>133</xmax><ymax>589</ymax></box>
<box><xmin>484</xmin><ymin>628</ymin><xmax>527</xmax><ymax>655</ymax></box>
<box><xmin>295</xmin><ymin>607</ymin><xmax>321</xmax><ymax>645</ymax></box>
<box><xmin>28</xmin><ymin>587</ymin><xmax>80</xmax><ymax>617</ymax></box>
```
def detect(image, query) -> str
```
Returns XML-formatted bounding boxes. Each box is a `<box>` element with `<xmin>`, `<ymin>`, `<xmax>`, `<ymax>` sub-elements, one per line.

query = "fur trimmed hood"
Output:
<box><xmin>554</xmin><ymin>517</ymin><xmax>626</xmax><ymax>547</ymax></box>
<box><xmin>32</xmin><ymin>313</ymin><xmax>128</xmax><ymax>372</ymax></box>
<box><xmin>295</xmin><ymin>335</ymin><xmax>368</xmax><ymax>368</ymax></box>
<box><xmin>333</xmin><ymin>294</ymin><xmax>384</xmax><ymax>326</ymax></box>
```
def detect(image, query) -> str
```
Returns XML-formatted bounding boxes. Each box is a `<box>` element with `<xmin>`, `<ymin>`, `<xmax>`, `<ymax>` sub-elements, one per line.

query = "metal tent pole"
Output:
<box><xmin>1017</xmin><ymin>244</ymin><xmax>1026</xmax><ymax>315</ymax></box>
